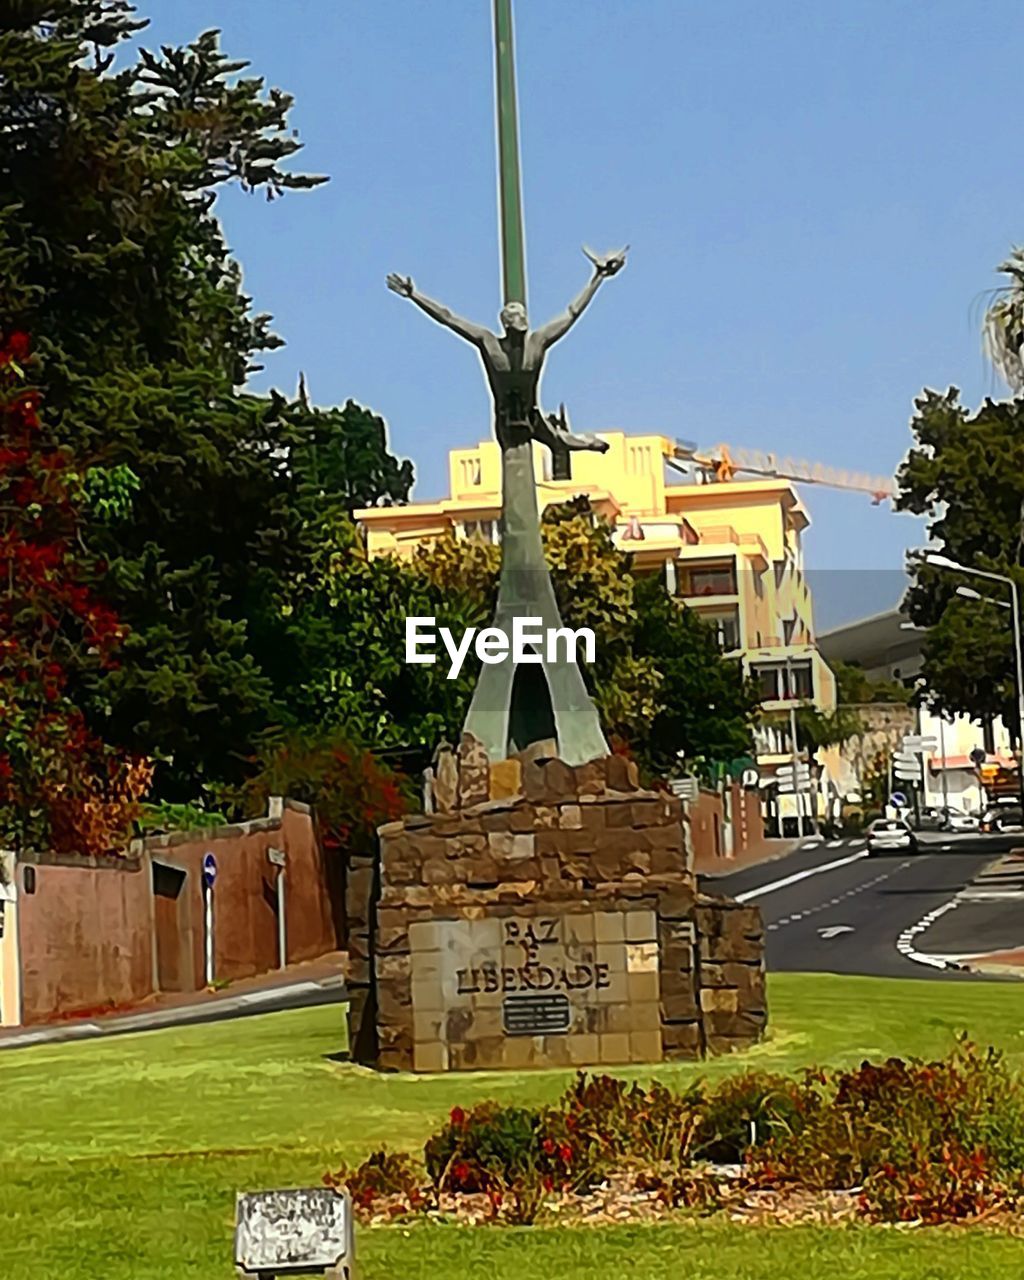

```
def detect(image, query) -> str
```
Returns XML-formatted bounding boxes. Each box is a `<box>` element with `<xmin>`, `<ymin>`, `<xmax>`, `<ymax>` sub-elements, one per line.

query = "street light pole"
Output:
<box><xmin>927</xmin><ymin>553</ymin><xmax>1024</xmax><ymax>813</ymax></box>
<box><xmin>1009</xmin><ymin>577</ymin><xmax>1024</xmax><ymax>813</ymax></box>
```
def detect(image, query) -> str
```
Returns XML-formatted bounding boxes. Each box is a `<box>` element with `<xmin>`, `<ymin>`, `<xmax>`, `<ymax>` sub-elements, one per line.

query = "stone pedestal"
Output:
<box><xmin>365</xmin><ymin>753</ymin><xmax>766</xmax><ymax>1072</ymax></box>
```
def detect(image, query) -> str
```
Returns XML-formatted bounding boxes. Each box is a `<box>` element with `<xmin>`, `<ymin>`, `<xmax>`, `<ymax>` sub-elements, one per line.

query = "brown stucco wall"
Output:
<box><xmin>16</xmin><ymin>855</ymin><xmax>155</xmax><ymax>1023</ymax></box>
<box><xmin>14</xmin><ymin>800</ymin><xmax>337</xmax><ymax>1025</ymax></box>
<box><xmin>139</xmin><ymin>800</ymin><xmax>336</xmax><ymax>987</ymax></box>
<box><xmin>690</xmin><ymin>784</ymin><xmax>767</xmax><ymax>872</ymax></box>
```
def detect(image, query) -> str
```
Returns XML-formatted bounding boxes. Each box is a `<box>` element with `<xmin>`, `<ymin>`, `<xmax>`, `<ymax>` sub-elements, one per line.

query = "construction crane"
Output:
<box><xmin>668</xmin><ymin>441</ymin><xmax>897</xmax><ymax>504</ymax></box>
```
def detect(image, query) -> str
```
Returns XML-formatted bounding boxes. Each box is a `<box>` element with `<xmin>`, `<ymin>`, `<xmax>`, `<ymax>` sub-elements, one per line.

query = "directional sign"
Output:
<box><xmin>777</xmin><ymin>779</ymin><xmax>811</xmax><ymax>795</ymax></box>
<box><xmin>893</xmin><ymin>751</ymin><xmax>921</xmax><ymax>765</ymax></box>
<box><xmin>202</xmin><ymin>851</ymin><xmax>218</xmax><ymax>889</ymax></box>
<box><xmin>902</xmin><ymin>735</ymin><xmax>937</xmax><ymax>751</ymax></box>
<box><xmin>776</xmin><ymin>764</ymin><xmax>811</xmax><ymax>780</ymax></box>
<box><xmin>669</xmin><ymin>776</ymin><xmax>699</xmax><ymax>801</ymax></box>
<box><xmin>894</xmin><ymin>768</ymin><xmax>923</xmax><ymax>782</ymax></box>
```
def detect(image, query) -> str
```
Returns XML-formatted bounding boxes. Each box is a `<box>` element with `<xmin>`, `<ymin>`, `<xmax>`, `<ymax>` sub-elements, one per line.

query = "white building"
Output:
<box><xmin>818</xmin><ymin>608</ymin><xmax>1015</xmax><ymax>814</ymax></box>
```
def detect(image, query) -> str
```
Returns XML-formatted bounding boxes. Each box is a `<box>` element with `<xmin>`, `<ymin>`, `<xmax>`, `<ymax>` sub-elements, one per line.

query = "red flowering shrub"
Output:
<box><xmin>323</xmin><ymin>1148</ymin><xmax>425</xmax><ymax>1218</ymax></box>
<box><xmin>545</xmin><ymin>1072</ymin><xmax>705</xmax><ymax>1185</ymax></box>
<box><xmin>218</xmin><ymin>727</ymin><xmax>407</xmax><ymax>854</ymax></box>
<box><xmin>859</xmin><ymin>1141</ymin><xmax>1005</xmax><ymax>1224</ymax></box>
<box><xmin>327</xmin><ymin>1041</ymin><xmax>1024</xmax><ymax>1230</ymax></box>
<box><xmin>0</xmin><ymin>328</ymin><xmax>149</xmax><ymax>853</ymax></box>
<box><xmin>424</xmin><ymin>1101</ymin><xmax>544</xmax><ymax>1195</ymax></box>
<box><xmin>747</xmin><ymin>1038</ymin><xmax>1024</xmax><ymax>1220</ymax></box>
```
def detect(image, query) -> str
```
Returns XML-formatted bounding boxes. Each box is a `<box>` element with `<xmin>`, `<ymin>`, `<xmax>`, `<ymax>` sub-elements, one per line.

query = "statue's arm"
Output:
<box><xmin>532</xmin><ymin>272</ymin><xmax>603</xmax><ymax>351</ymax></box>
<box><xmin>387</xmin><ymin>274</ymin><xmax>490</xmax><ymax>347</ymax></box>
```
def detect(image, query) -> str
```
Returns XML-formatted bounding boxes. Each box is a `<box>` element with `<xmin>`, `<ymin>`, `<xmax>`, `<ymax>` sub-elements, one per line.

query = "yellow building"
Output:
<box><xmin>354</xmin><ymin>431</ymin><xmax>835</xmax><ymax>779</ymax></box>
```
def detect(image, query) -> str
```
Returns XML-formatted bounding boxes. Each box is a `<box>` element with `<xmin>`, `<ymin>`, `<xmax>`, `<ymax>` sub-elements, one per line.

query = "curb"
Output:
<box><xmin>0</xmin><ymin>976</ymin><xmax>348</xmax><ymax>1053</ymax></box>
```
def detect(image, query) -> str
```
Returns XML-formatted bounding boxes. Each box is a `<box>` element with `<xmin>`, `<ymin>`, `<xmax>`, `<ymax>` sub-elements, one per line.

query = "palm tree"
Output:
<box><xmin>983</xmin><ymin>248</ymin><xmax>1024</xmax><ymax>393</ymax></box>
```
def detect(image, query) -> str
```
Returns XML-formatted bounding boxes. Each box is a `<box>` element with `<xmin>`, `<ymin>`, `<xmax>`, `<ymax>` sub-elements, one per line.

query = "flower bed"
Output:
<box><xmin>325</xmin><ymin>1037</ymin><xmax>1024</xmax><ymax>1229</ymax></box>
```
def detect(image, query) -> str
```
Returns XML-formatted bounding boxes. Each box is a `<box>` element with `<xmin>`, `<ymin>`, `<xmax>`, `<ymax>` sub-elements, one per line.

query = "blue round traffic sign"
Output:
<box><xmin>202</xmin><ymin>852</ymin><xmax>218</xmax><ymax>888</ymax></box>
<box><xmin>890</xmin><ymin>791</ymin><xmax>908</xmax><ymax>809</ymax></box>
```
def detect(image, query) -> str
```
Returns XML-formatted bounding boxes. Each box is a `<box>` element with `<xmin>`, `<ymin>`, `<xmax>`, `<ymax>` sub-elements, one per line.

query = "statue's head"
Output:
<box><xmin>500</xmin><ymin>301</ymin><xmax>528</xmax><ymax>334</ymax></box>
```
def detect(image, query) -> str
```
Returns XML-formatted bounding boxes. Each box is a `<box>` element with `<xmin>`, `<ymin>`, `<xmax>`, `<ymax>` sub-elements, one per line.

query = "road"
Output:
<box><xmin>702</xmin><ymin>832</ymin><xmax>1024</xmax><ymax>980</ymax></box>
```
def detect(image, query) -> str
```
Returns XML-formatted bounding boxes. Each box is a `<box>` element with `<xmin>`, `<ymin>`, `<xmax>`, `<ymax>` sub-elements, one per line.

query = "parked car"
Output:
<box><xmin>916</xmin><ymin>807</ymin><xmax>946</xmax><ymax>832</ymax></box>
<box><xmin>867</xmin><ymin>817</ymin><xmax>918</xmax><ymax>855</ymax></box>
<box><xmin>945</xmin><ymin>808</ymin><xmax>980</xmax><ymax>832</ymax></box>
<box><xmin>981</xmin><ymin>806</ymin><xmax>1024</xmax><ymax>834</ymax></box>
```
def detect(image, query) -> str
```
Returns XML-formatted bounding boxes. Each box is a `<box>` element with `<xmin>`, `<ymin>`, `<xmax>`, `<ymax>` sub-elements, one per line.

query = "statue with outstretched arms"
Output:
<box><xmin>386</xmin><ymin>245</ymin><xmax>627</xmax><ymax>452</ymax></box>
<box><xmin>385</xmin><ymin>246</ymin><xmax>628</xmax><ymax>767</ymax></box>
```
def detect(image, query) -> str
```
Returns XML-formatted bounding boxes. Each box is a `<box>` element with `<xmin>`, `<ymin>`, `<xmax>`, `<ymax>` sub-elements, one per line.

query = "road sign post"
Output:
<box><xmin>268</xmin><ymin>848</ymin><xmax>287</xmax><ymax>969</ymax></box>
<box><xmin>202</xmin><ymin>852</ymin><xmax>217</xmax><ymax>988</ymax></box>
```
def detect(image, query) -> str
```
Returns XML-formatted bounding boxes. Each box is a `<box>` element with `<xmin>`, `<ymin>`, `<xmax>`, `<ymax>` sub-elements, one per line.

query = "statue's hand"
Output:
<box><xmin>386</xmin><ymin>273</ymin><xmax>414</xmax><ymax>297</ymax></box>
<box><xmin>583</xmin><ymin>244</ymin><xmax>629</xmax><ymax>277</ymax></box>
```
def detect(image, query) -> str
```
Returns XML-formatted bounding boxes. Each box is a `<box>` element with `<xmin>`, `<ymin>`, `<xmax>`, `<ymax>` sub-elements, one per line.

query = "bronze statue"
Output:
<box><xmin>386</xmin><ymin>248</ymin><xmax>629</xmax><ymax>767</ymax></box>
<box><xmin>387</xmin><ymin>245</ymin><xmax>627</xmax><ymax>454</ymax></box>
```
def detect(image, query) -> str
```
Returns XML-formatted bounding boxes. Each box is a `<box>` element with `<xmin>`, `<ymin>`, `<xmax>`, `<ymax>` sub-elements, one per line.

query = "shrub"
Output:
<box><xmin>748</xmin><ymin>1039</ymin><xmax>1024</xmax><ymax>1195</ymax></box>
<box><xmin>859</xmin><ymin>1142</ymin><xmax>1004</xmax><ymax>1224</ymax></box>
<box><xmin>695</xmin><ymin>1071</ymin><xmax>817</xmax><ymax>1163</ymax></box>
<box><xmin>545</xmin><ymin>1072</ymin><xmax>704</xmax><ymax>1187</ymax></box>
<box><xmin>324</xmin><ymin>1148</ymin><xmax>424</xmax><ymax>1216</ymax></box>
<box><xmin>425</xmin><ymin>1103</ymin><xmax>545</xmax><ymax>1194</ymax></box>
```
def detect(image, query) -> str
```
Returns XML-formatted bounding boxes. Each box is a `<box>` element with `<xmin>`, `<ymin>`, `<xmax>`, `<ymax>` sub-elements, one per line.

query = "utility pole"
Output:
<box><xmin>493</xmin><ymin>0</ymin><xmax>527</xmax><ymax>308</ymax></box>
<box><xmin>786</xmin><ymin>654</ymin><xmax>810</xmax><ymax>836</ymax></box>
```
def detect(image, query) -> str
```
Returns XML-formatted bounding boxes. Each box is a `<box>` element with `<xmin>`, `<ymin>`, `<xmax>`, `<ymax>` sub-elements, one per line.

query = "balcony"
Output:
<box><xmin>691</xmin><ymin>525</ymin><xmax>769</xmax><ymax>564</ymax></box>
<box><xmin>677</xmin><ymin>563</ymin><xmax>738</xmax><ymax>600</ymax></box>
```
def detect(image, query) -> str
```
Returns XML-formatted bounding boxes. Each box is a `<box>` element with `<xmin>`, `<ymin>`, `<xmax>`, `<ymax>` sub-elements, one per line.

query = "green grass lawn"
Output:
<box><xmin>2</xmin><ymin>972</ymin><xmax>1024</xmax><ymax>1278</ymax></box>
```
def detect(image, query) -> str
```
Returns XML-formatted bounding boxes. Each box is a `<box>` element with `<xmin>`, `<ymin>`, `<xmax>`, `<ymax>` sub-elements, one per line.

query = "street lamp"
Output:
<box><xmin>956</xmin><ymin>585</ymin><xmax>1011</xmax><ymax>610</ymax></box>
<box><xmin>926</xmin><ymin>552</ymin><xmax>1024</xmax><ymax>811</ymax></box>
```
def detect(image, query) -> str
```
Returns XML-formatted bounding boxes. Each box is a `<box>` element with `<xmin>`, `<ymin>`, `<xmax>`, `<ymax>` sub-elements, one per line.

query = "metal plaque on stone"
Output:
<box><xmin>502</xmin><ymin>992</ymin><xmax>572</xmax><ymax>1036</ymax></box>
<box><xmin>235</xmin><ymin>1188</ymin><xmax>353</xmax><ymax>1278</ymax></box>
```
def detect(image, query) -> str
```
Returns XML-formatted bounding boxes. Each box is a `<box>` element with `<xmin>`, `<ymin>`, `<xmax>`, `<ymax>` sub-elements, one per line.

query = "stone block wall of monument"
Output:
<box><xmin>355</xmin><ymin>743</ymin><xmax>766</xmax><ymax>1072</ymax></box>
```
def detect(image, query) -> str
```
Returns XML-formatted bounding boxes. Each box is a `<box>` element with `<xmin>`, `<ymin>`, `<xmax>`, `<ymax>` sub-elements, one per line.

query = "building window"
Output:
<box><xmin>751</xmin><ymin>662</ymin><xmax>813</xmax><ymax>702</ymax></box>
<box><xmin>461</xmin><ymin>459</ymin><xmax>482</xmax><ymax>487</ymax></box>
<box><xmin>680</xmin><ymin>563</ymin><xmax>737</xmax><ymax>597</ymax></box>
<box><xmin>704</xmin><ymin>611</ymin><xmax>740</xmax><ymax>652</ymax></box>
<box><xmin>462</xmin><ymin>520</ymin><xmax>497</xmax><ymax>544</ymax></box>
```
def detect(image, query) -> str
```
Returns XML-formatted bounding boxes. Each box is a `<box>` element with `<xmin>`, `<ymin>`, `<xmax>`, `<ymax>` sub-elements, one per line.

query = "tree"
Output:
<box><xmin>409</xmin><ymin>503</ymin><xmax>759</xmax><ymax>776</ymax></box>
<box><xmin>0</xmin><ymin>4</ymin><xmax>414</xmax><ymax>799</ymax></box>
<box><xmin>832</xmin><ymin>658</ymin><xmax>911</xmax><ymax>706</ymax></box>
<box><xmin>982</xmin><ymin>247</ymin><xmax>1024</xmax><ymax>393</ymax></box>
<box><xmin>0</xmin><ymin>326</ymin><xmax>150</xmax><ymax>852</ymax></box>
<box><xmin>892</xmin><ymin>246</ymin><xmax>1024</xmax><ymax>735</ymax></box>
<box><xmin>897</xmin><ymin>391</ymin><xmax>1024</xmax><ymax>735</ymax></box>
<box><xmin>630</xmin><ymin>574</ymin><xmax>761</xmax><ymax>776</ymax></box>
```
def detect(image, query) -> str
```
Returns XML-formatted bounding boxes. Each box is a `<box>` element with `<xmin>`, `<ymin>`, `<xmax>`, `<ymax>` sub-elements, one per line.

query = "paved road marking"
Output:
<box><xmin>896</xmin><ymin>900</ymin><xmax>961</xmax><ymax>971</ymax></box>
<box><xmin>818</xmin><ymin>925</ymin><xmax>854</xmax><ymax>939</ymax></box>
<box><xmin>764</xmin><ymin>859</ymin><xmax>914</xmax><ymax>934</ymax></box>
<box><xmin>736</xmin><ymin>849</ymin><xmax>869</xmax><ymax>903</ymax></box>
<box><xmin>827</xmin><ymin>838</ymin><xmax>843</xmax><ymax>848</ymax></box>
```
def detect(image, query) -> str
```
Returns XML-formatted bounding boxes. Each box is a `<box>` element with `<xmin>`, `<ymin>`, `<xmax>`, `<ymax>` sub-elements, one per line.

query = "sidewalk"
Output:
<box><xmin>695</xmin><ymin>837</ymin><xmax>800</xmax><ymax>879</ymax></box>
<box><xmin>0</xmin><ymin>951</ymin><xmax>348</xmax><ymax>1052</ymax></box>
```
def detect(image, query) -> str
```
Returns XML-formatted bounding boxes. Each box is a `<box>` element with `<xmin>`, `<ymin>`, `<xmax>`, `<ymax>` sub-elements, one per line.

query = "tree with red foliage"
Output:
<box><xmin>0</xmin><ymin>329</ymin><xmax>150</xmax><ymax>853</ymax></box>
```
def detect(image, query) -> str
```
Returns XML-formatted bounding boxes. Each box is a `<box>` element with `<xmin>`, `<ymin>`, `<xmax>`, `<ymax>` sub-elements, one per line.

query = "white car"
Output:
<box><xmin>866</xmin><ymin>818</ymin><xmax>918</xmax><ymax>855</ymax></box>
<box><xmin>945</xmin><ymin>809</ymin><xmax>980</xmax><ymax>832</ymax></box>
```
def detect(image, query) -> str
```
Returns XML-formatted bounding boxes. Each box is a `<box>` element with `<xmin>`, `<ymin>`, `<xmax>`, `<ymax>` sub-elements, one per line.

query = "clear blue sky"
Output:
<box><xmin>132</xmin><ymin>1</ymin><xmax>1023</xmax><ymax>628</ymax></box>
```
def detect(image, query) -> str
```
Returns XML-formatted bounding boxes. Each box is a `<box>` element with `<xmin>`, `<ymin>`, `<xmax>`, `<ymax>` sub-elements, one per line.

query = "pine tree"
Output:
<box><xmin>0</xmin><ymin>3</ymin><xmax>410</xmax><ymax>799</ymax></box>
